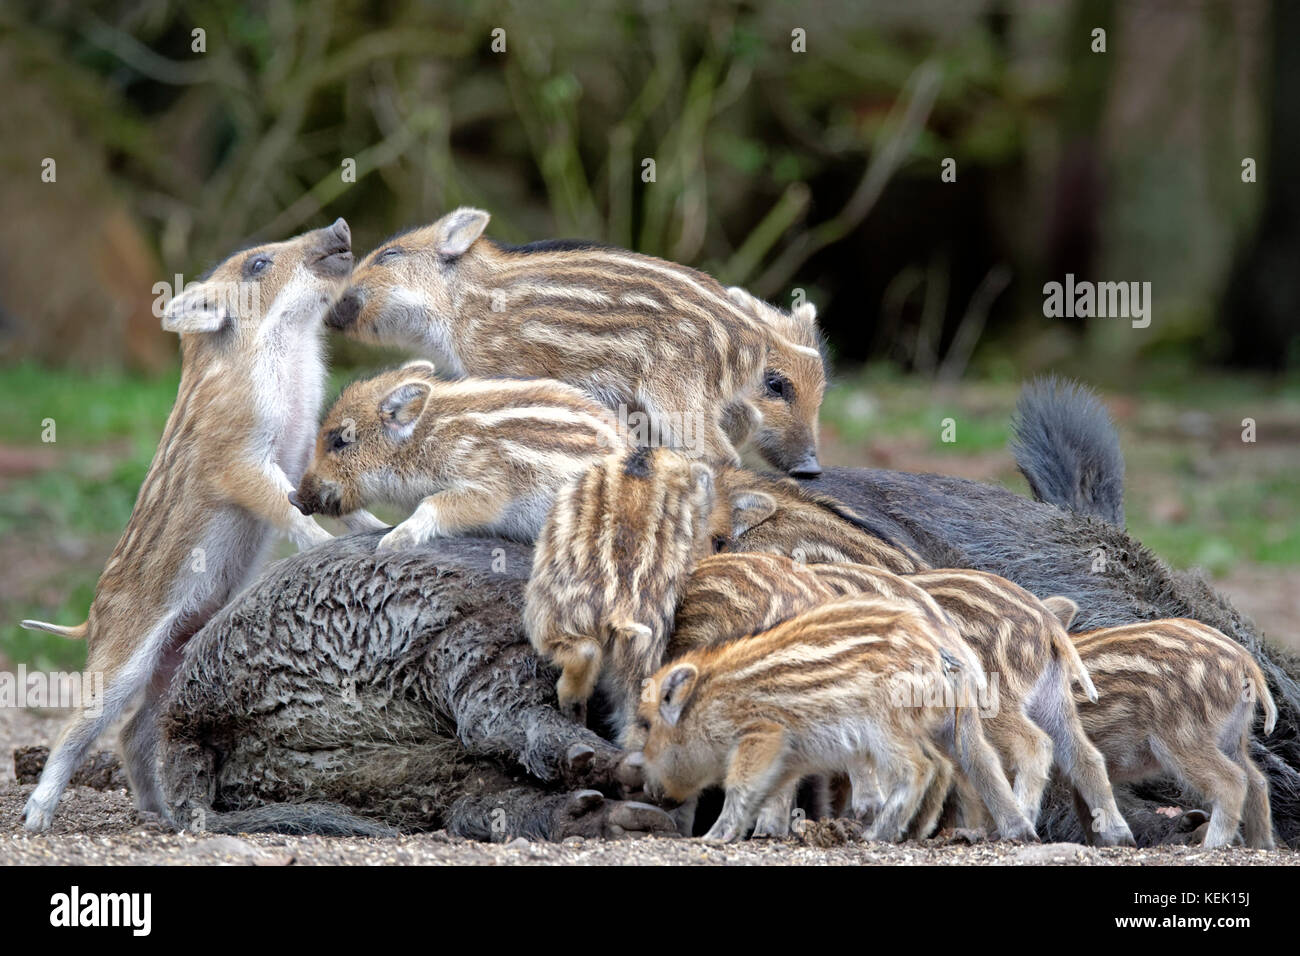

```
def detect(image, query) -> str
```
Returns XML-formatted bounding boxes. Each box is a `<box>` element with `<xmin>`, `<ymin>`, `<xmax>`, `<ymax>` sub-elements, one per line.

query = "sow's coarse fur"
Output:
<box><xmin>154</xmin><ymin>382</ymin><xmax>1300</xmax><ymax>845</ymax></box>
<box><xmin>159</xmin><ymin>533</ymin><xmax>675</xmax><ymax>841</ymax></box>
<box><xmin>325</xmin><ymin>207</ymin><xmax>825</xmax><ymax>472</ymax></box>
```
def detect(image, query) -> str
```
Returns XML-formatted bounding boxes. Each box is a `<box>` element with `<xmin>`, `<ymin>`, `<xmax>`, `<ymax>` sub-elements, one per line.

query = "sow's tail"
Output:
<box><xmin>1009</xmin><ymin>377</ymin><xmax>1126</xmax><ymax>526</ymax></box>
<box><xmin>20</xmin><ymin>619</ymin><xmax>88</xmax><ymax>640</ymax></box>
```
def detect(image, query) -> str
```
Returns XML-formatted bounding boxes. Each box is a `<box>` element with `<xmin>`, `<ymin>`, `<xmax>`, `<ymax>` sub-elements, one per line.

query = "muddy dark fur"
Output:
<box><xmin>805</xmin><ymin>466</ymin><xmax>1300</xmax><ymax>846</ymax></box>
<box><xmin>159</xmin><ymin>533</ymin><xmax>673</xmax><ymax>841</ymax></box>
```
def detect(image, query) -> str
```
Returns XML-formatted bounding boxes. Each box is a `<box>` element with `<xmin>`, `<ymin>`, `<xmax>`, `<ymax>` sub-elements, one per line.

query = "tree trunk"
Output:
<box><xmin>1216</xmin><ymin>0</ymin><xmax>1300</xmax><ymax>370</ymax></box>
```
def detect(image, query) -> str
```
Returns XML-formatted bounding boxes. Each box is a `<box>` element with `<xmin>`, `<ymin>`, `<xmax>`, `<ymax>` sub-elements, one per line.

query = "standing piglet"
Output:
<box><xmin>291</xmin><ymin>361</ymin><xmax>625</xmax><ymax>549</ymax></box>
<box><xmin>635</xmin><ymin>594</ymin><xmax>984</xmax><ymax>843</ymax></box>
<box><xmin>898</xmin><ymin>569</ymin><xmax>1134</xmax><ymax>846</ymax></box>
<box><xmin>525</xmin><ymin>447</ymin><xmax>771</xmax><ymax>727</ymax></box>
<box><xmin>20</xmin><ymin>220</ymin><xmax>353</xmax><ymax>830</ymax></box>
<box><xmin>658</xmin><ymin>554</ymin><xmax>1036</xmax><ymax>842</ymax></box>
<box><xmin>1069</xmin><ymin>617</ymin><xmax>1277</xmax><ymax>848</ymax></box>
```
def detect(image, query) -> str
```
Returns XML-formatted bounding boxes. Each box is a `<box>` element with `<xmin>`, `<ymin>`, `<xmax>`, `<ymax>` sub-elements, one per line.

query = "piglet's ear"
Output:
<box><xmin>726</xmin><ymin>286</ymin><xmax>757</xmax><ymax>309</ymax></box>
<box><xmin>658</xmin><ymin>663</ymin><xmax>699</xmax><ymax>728</ymax></box>
<box><xmin>1041</xmin><ymin>595</ymin><xmax>1079</xmax><ymax>630</ymax></box>
<box><xmin>400</xmin><ymin>359</ymin><xmax>438</xmax><ymax>378</ymax></box>
<box><xmin>793</xmin><ymin>301</ymin><xmax>818</xmax><ymax>325</ymax></box>
<box><xmin>727</xmin><ymin>286</ymin><xmax>772</xmax><ymax>323</ymax></box>
<box><xmin>434</xmin><ymin>207</ymin><xmax>490</xmax><ymax>259</ymax></box>
<box><xmin>378</xmin><ymin>381</ymin><xmax>431</xmax><ymax>441</ymax></box>
<box><xmin>162</xmin><ymin>284</ymin><xmax>229</xmax><ymax>334</ymax></box>
<box><xmin>731</xmin><ymin>491</ymin><xmax>776</xmax><ymax>538</ymax></box>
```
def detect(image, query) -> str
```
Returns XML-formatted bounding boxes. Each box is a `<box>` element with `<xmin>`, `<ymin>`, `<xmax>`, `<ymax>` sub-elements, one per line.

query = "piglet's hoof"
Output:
<box><xmin>552</xmin><ymin>790</ymin><xmax>678</xmax><ymax>840</ymax></box>
<box><xmin>134</xmin><ymin>809</ymin><xmax>181</xmax><ymax>834</ymax></box>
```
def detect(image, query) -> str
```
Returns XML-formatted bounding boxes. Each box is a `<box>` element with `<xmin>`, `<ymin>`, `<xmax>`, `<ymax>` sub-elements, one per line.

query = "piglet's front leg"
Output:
<box><xmin>704</xmin><ymin>725</ymin><xmax>790</xmax><ymax>842</ymax></box>
<box><xmin>377</xmin><ymin>487</ymin><xmax>506</xmax><ymax>551</ymax></box>
<box><xmin>220</xmin><ymin>461</ymin><xmax>333</xmax><ymax>550</ymax></box>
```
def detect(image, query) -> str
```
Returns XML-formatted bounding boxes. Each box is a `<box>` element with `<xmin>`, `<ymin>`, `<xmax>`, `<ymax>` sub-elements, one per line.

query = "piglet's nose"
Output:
<box><xmin>329</xmin><ymin>218</ymin><xmax>350</xmax><ymax>247</ymax></box>
<box><xmin>789</xmin><ymin>453</ymin><xmax>822</xmax><ymax>478</ymax></box>
<box><xmin>326</xmin><ymin>290</ymin><xmax>361</xmax><ymax>330</ymax></box>
<box><xmin>288</xmin><ymin>490</ymin><xmax>311</xmax><ymax>515</ymax></box>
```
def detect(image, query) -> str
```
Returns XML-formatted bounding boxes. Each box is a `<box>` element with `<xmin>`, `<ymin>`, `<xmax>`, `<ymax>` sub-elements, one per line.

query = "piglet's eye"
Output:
<box><xmin>712</xmin><ymin>536</ymin><xmax>729</xmax><ymax>553</ymax></box>
<box><xmin>327</xmin><ymin>430</ymin><xmax>352</xmax><ymax>452</ymax></box>
<box><xmin>763</xmin><ymin>374</ymin><xmax>790</xmax><ymax>400</ymax></box>
<box><xmin>244</xmin><ymin>255</ymin><xmax>272</xmax><ymax>278</ymax></box>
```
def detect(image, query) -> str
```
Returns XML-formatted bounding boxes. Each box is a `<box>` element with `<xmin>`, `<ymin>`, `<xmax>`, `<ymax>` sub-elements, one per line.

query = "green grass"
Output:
<box><xmin>822</xmin><ymin>365</ymin><xmax>1014</xmax><ymax>453</ymax></box>
<box><xmin>1128</xmin><ymin>474</ymin><xmax>1300</xmax><ymax>574</ymax></box>
<box><xmin>0</xmin><ymin>362</ymin><xmax>180</xmax><ymax>669</ymax></box>
<box><xmin>0</xmin><ymin>361</ymin><xmax>180</xmax><ymax>444</ymax></box>
<box><xmin>822</xmin><ymin>363</ymin><xmax>1300</xmax><ymax>575</ymax></box>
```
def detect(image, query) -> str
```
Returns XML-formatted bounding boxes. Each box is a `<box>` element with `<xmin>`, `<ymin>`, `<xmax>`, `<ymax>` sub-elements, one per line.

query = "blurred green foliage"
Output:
<box><xmin>6</xmin><ymin>0</ymin><xmax>1276</xmax><ymax>373</ymax></box>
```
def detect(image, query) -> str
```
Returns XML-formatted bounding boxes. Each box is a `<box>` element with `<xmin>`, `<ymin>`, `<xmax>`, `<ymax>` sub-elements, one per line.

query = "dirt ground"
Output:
<box><xmin>2</xmin><ymin>706</ymin><xmax>1296</xmax><ymax>866</ymax></box>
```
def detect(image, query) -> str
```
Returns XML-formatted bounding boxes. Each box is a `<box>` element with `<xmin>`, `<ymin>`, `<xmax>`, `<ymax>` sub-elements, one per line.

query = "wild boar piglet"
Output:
<box><xmin>293</xmin><ymin>361</ymin><xmax>625</xmax><ymax>549</ymax></box>
<box><xmin>714</xmin><ymin>468</ymin><xmax>925</xmax><ymax>573</ymax></box>
<box><xmin>1070</xmin><ymin>618</ymin><xmax>1277</xmax><ymax>849</ymax></box>
<box><xmin>636</xmin><ymin>594</ymin><xmax>1032</xmax><ymax>843</ymax></box>
<box><xmin>896</xmin><ymin>569</ymin><xmax>1133</xmax><ymax>845</ymax></box>
<box><xmin>326</xmin><ymin>207</ymin><xmax>826</xmax><ymax>471</ymax></box>
<box><xmin>21</xmin><ymin>219</ymin><xmax>355</xmax><ymax>830</ymax></box>
<box><xmin>657</xmin><ymin>556</ymin><xmax>1044</xmax><ymax>843</ymax></box>
<box><xmin>526</xmin><ymin>447</ymin><xmax>725</xmax><ymax>726</ymax></box>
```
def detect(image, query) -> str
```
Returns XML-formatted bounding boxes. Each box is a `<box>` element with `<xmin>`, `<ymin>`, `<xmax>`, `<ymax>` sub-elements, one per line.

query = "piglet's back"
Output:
<box><xmin>665</xmin><ymin>595</ymin><xmax>948</xmax><ymax>732</ymax></box>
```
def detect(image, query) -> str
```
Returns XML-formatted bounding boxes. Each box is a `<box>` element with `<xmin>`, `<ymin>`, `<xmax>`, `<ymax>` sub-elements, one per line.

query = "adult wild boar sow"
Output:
<box><xmin>159</xmin><ymin>533</ymin><xmax>675</xmax><ymax>841</ymax></box>
<box><xmin>20</xmin><ymin>220</ymin><xmax>354</xmax><ymax>831</ymax></box>
<box><xmin>152</xmin><ymin>382</ymin><xmax>1300</xmax><ymax>846</ymax></box>
<box><xmin>324</xmin><ymin>207</ymin><xmax>826</xmax><ymax>472</ymax></box>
